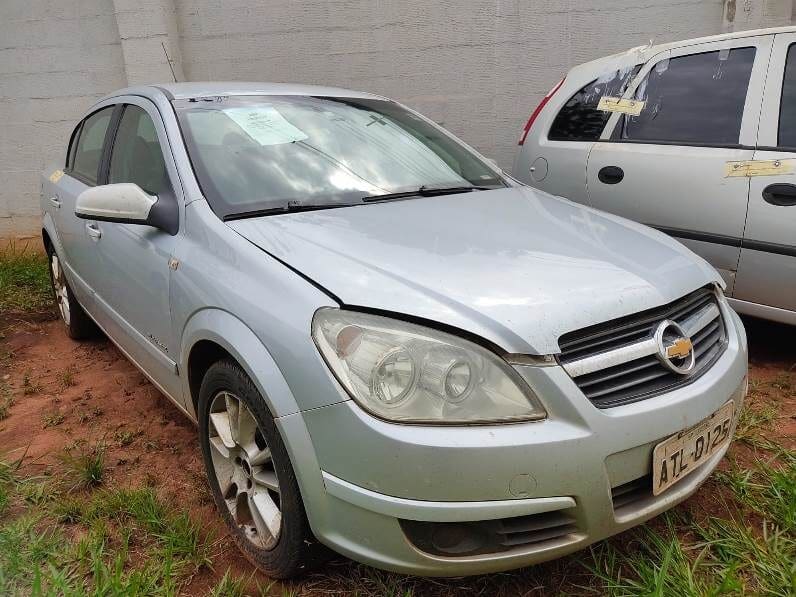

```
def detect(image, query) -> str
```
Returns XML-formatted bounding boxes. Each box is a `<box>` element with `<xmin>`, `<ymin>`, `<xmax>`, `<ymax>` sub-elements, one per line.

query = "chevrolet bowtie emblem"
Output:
<box><xmin>666</xmin><ymin>337</ymin><xmax>693</xmax><ymax>360</ymax></box>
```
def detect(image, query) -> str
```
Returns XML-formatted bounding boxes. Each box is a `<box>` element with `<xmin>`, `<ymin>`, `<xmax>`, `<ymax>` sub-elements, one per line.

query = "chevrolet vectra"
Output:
<box><xmin>41</xmin><ymin>83</ymin><xmax>748</xmax><ymax>578</ymax></box>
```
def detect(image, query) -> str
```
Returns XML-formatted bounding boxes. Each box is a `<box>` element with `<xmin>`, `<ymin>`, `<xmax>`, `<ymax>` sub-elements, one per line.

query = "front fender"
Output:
<box><xmin>180</xmin><ymin>308</ymin><xmax>302</xmax><ymax>419</ymax></box>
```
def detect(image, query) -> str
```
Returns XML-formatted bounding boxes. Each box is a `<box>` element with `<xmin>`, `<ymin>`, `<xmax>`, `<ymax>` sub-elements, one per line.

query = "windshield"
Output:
<box><xmin>174</xmin><ymin>95</ymin><xmax>506</xmax><ymax>217</ymax></box>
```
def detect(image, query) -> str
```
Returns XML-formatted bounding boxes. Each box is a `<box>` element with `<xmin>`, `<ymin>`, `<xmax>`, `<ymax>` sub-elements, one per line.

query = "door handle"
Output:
<box><xmin>86</xmin><ymin>223</ymin><xmax>102</xmax><ymax>240</ymax></box>
<box><xmin>49</xmin><ymin>196</ymin><xmax>61</xmax><ymax>208</ymax></box>
<box><xmin>762</xmin><ymin>183</ymin><xmax>796</xmax><ymax>206</ymax></box>
<box><xmin>598</xmin><ymin>166</ymin><xmax>624</xmax><ymax>185</ymax></box>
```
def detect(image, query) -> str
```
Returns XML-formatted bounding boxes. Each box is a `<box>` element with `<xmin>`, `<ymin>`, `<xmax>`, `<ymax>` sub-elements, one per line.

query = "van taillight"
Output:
<box><xmin>518</xmin><ymin>77</ymin><xmax>565</xmax><ymax>145</ymax></box>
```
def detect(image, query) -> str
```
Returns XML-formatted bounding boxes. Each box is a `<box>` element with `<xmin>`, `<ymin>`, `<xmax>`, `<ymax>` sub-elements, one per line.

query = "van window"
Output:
<box><xmin>109</xmin><ymin>105</ymin><xmax>170</xmax><ymax>196</ymax></box>
<box><xmin>71</xmin><ymin>107</ymin><xmax>114</xmax><ymax>184</ymax></box>
<box><xmin>618</xmin><ymin>47</ymin><xmax>756</xmax><ymax>145</ymax></box>
<box><xmin>548</xmin><ymin>65</ymin><xmax>641</xmax><ymax>141</ymax></box>
<box><xmin>779</xmin><ymin>43</ymin><xmax>796</xmax><ymax>148</ymax></box>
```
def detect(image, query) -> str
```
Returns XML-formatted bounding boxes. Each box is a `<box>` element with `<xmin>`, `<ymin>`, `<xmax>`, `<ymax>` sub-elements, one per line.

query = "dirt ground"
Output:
<box><xmin>0</xmin><ymin>311</ymin><xmax>794</xmax><ymax>595</ymax></box>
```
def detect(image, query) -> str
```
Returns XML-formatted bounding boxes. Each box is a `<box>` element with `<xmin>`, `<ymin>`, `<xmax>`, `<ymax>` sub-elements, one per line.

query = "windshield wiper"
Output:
<box><xmin>222</xmin><ymin>200</ymin><xmax>361</xmax><ymax>221</ymax></box>
<box><xmin>362</xmin><ymin>185</ymin><xmax>493</xmax><ymax>203</ymax></box>
<box><xmin>223</xmin><ymin>184</ymin><xmax>497</xmax><ymax>220</ymax></box>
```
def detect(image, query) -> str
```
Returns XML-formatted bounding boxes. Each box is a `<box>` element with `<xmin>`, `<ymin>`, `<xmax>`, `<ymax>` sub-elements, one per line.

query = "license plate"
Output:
<box><xmin>652</xmin><ymin>401</ymin><xmax>734</xmax><ymax>496</ymax></box>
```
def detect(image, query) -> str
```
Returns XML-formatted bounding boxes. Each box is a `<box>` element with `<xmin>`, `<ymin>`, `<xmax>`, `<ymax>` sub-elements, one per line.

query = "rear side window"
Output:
<box><xmin>71</xmin><ymin>107</ymin><xmax>114</xmax><ymax>184</ymax></box>
<box><xmin>109</xmin><ymin>105</ymin><xmax>170</xmax><ymax>195</ymax></box>
<box><xmin>778</xmin><ymin>43</ymin><xmax>796</xmax><ymax>147</ymax></box>
<box><xmin>618</xmin><ymin>47</ymin><xmax>756</xmax><ymax>145</ymax></box>
<box><xmin>548</xmin><ymin>65</ymin><xmax>641</xmax><ymax>141</ymax></box>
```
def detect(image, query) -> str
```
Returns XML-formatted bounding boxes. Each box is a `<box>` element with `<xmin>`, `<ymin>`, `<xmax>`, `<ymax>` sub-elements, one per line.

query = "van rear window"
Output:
<box><xmin>548</xmin><ymin>65</ymin><xmax>641</xmax><ymax>142</ymax></box>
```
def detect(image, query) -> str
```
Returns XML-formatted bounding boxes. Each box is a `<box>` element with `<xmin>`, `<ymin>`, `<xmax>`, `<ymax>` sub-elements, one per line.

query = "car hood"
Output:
<box><xmin>227</xmin><ymin>186</ymin><xmax>719</xmax><ymax>354</ymax></box>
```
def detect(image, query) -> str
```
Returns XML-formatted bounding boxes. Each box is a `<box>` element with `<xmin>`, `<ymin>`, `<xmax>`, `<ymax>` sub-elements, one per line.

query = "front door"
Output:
<box><xmin>586</xmin><ymin>35</ymin><xmax>772</xmax><ymax>294</ymax></box>
<box><xmin>734</xmin><ymin>33</ymin><xmax>796</xmax><ymax>315</ymax></box>
<box><xmin>86</xmin><ymin>98</ymin><xmax>183</xmax><ymax>399</ymax></box>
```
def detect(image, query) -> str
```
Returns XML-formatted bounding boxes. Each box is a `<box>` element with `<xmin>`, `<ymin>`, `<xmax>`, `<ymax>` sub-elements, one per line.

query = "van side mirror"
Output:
<box><xmin>75</xmin><ymin>183</ymin><xmax>178</xmax><ymax>235</ymax></box>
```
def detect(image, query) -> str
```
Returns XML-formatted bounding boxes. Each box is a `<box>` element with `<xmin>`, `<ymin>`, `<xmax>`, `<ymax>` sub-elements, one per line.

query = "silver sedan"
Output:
<box><xmin>41</xmin><ymin>83</ymin><xmax>747</xmax><ymax>577</ymax></box>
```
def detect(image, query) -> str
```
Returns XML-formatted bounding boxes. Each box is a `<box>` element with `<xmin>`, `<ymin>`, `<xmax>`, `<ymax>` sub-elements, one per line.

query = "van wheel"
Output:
<box><xmin>198</xmin><ymin>359</ymin><xmax>328</xmax><ymax>578</ymax></box>
<box><xmin>47</xmin><ymin>249</ymin><xmax>96</xmax><ymax>340</ymax></box>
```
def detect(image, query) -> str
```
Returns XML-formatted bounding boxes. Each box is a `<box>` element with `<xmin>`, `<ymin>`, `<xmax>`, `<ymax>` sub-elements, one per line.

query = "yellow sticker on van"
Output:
<box><xmin>49</xmin><ymin>169</ymin><xmax>64</xmax><ymax>183</ymax></box>
<box><xmin>597</xmin><ymin>96</ymin><xmax>645</xmax><ymax>116</ymax></box>
<box><xmin>724</xmin><ymin>160</ymin><xmax>796</xmax><ymax>177</ymax></box>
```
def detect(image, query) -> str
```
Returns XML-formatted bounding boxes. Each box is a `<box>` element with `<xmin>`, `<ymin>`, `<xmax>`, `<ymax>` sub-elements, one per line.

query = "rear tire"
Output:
<box><xmin>198</xmin><ymin>359</ymin><xmax>328</xmax><ymax>578</ymax></box>
<box><xmin>46</xmin><ymin>247</ymin><xmax>97</xmax><ymax>340</ymax></box>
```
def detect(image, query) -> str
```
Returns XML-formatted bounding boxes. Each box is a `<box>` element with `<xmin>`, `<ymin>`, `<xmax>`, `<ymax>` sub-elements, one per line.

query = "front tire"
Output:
<box><xmin>47</xmin><ymin>248</ymin><xmax>96</xmax><ymax>340</ymax></box>
<box><xmin>198</xmin><ymin>359</ymin><xmax>327</xmax><ymax>578</ymax></box>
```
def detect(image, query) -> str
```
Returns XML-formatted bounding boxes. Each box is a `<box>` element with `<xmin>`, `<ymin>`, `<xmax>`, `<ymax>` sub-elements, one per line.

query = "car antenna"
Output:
<box><xmin>161</xmin><ymin>42</ymin><xmax>179</xmax><ymax>83</ymax></box>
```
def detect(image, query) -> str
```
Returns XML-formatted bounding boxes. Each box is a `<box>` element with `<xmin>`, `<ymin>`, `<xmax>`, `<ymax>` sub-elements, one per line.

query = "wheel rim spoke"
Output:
<box><xmin>223</xmin><ymin>393</ymin><xmax>241</xmax><ymax>443</ymax></box>
<box><xmin>247</xmin><ymin>446</ymin><xmax>272</xmax><ymax>466</ymax></box>
<box><xmin>249</xmin><ymin>491</ymin><xmax>281</xmax><ymax>543</ymax></box>
<box><xmin>253</xmin><ymin>468</ymin><xmax>279</xmax><ymax>492</ymax></box>
<box><xmin>237</xmin><ymin>406</ymin><xmax>258</xmax><ymax>448</ymax></box>
<box><xmin>209</xmin><ymin>411</ymin><xmax>236</xmax><ymax>449</ymax></box>
<box><xmin>209</xmin><ymin>435</ymin><xmax>232</xmax><ymax>460</ymax></box>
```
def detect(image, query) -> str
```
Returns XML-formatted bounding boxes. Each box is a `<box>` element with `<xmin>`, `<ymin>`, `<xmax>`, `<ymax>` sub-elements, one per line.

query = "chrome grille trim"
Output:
<box><xmin>562</xmin><ymin>302</ymin><xmax>720</xmax><ymax>378</ymax></box>
<box><xmin>558</xmin><ymin>288</ymin><xmax>727</xmax><ymax>408</ymax></box>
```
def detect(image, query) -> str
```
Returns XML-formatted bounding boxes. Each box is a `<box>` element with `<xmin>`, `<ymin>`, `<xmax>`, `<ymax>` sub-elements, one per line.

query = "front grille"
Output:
<box><xmin>400</xmin><ymin>510</ymin><xmax>579</xmax><ymax>557</ymax></box>
<box><xmin>558</xmin><ymin>288</ymin><xmax>727</xmax><ymax>408</ymax></box>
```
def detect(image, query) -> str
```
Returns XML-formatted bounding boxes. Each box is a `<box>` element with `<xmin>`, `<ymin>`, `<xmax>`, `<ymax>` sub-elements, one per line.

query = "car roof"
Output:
<box><xmin>99</xmin><ymin>82</ymin><xmax>386</xmax><ymax>103</ymax></box>
<box><xmin>582</xmin><ymin>25</ymin><xmax>796</xmax><ymax>71</ymax></box>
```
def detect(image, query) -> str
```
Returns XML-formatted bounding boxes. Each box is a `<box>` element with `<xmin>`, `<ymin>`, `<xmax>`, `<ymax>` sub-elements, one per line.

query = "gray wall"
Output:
<box><xmin>1</xmin><ymin>0</ymin><xmax>792</xmax><ymax>238</ymax></box>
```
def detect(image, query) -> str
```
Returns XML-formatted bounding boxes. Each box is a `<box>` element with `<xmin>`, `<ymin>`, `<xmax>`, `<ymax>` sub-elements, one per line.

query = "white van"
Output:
<box><xmin>513</xmin><ymin>27</ymin><xmax>796</xmax><ymax>326</ymax></box>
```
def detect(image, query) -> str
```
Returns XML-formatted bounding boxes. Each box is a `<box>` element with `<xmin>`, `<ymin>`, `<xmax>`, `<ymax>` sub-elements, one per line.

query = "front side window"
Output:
<box><xmin>549</xmin><ymin>65</ymin><xmax>641</xmax><ymax>141</ymax></box>
<box><xmin>618</xmin><ymin>47</ymin><xmax>756</xmax><ymax>145</ymax></box>
<box><xmin>71</xmin><ymin>107</ymin><xmax>114</xmax><ymax>184</ymax></box>
<box><xmin>175</xmin><ymin>95</ymin><xmax>505</xmax><ymax>218</ymax></box>
<box><xmin>779</xmin><ymin>43</ymin><xmax>796</xmax><ymax>148</ymax></box>
<box><xmin>109</xmin><ymin>105</ymin><xmax>170</xmax><ymax>195</ymax></box>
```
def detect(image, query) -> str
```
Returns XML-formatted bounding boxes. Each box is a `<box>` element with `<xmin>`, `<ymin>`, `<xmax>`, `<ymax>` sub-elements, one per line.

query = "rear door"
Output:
<box><xmin>46</xmin><ymin>105</ymin><xmax>116</xmax><ymax>306</ymax></box>
<box><xmin>733</xmin><ymin>33</ymin><xmax>796</xmax><ymax>315</ymax></box>
<box><xmin>586</xmin><ymin>35</ymin><xmax>772</xmax><ymax>294</ymax></box>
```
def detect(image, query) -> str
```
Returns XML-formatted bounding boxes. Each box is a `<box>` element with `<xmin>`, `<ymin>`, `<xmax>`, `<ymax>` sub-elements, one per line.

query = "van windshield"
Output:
<box><xmin>174</xmin><ymin>95</ymin><xmax>505</xmax><ymax>218</ymax></box>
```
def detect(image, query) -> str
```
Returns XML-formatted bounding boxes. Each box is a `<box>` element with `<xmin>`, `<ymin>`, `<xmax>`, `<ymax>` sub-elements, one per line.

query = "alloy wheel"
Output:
<box><xmin>51</xmin><ymin>254</ymin><xmax>71</xmax><ymax>326</ymax></box>
<box><xmin>208</xmin><ymin>391</ymin><xmax>282</xmax><ymax>549</ymax></box>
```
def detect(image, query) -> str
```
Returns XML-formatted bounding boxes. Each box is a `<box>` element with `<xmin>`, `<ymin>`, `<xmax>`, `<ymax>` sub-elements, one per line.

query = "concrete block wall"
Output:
<box><xmin>0</xmin><ymin>0</ymin><xmax>126</xmax><ymax>239</ymax></box>
<box><xmin>1</xmin><ymin>0</ymin><xmax>793</xmax><ymax>238</ymax></box>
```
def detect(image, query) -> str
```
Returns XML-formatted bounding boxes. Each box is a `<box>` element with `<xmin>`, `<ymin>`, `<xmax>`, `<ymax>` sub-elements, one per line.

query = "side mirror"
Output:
<box><xmin>75</xmin><ymin>183</ymin><xmax>177</xmax><ymax>235</ymax></box>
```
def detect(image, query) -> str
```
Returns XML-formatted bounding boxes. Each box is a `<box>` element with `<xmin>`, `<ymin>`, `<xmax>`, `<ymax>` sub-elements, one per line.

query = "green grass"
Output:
<box><xmin>0</xmin><ymin>243</ymin><xmax>52</xmax><ymax>314</ymax></box>
<box><xmin>0</xmin><ymin>458</ymin><xmax>213</xmax><ymax>596</ymax></box>
<box><xmin>590</xmin><ymin>447</ymin><xmax>796</xmax><ymax>597</ymax></box>
<box><xmin>59</xmin><ymin>442</ymin><xmax>106</xmax><ymax>490</ymax></box>
<box><xmin>209</xmin><ymin>569</ymin><xmax>250</xmax><ymax>597</ymax></box>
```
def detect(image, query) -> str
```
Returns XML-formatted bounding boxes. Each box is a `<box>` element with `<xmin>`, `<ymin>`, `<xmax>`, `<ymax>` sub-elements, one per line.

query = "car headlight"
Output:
<box><xmin>312</xmin><ymin>309</ymin><xmax>547</xmax><ymax>424</ymax></box>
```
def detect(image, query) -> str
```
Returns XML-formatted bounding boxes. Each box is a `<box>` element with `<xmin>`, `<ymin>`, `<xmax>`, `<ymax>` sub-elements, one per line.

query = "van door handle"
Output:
<box><xmin>49</xmin><ymin>196</ymin><xmax>61</xmax><ymax>208</ymax></box>
<box><xmin>86</xmin><ymin>223</ymin><xmax>102</xmax><ymax>240</ymax></box>
<box><xmin>762</xmin><ymin>183</ymin><xmax>796</xmax><ymax>206</ymax></box>
<box><xmin>598</xmin><ymin>166</ymin><xmax>624</xmax><ymax>184</ymax></box>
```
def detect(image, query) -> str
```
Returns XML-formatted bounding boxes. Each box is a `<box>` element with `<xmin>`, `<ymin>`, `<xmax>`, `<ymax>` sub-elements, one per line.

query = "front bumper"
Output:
<box><xmin>279</xmin><ymin>307</ymin><xmax>748</xmax><ymax>576</ymax></box>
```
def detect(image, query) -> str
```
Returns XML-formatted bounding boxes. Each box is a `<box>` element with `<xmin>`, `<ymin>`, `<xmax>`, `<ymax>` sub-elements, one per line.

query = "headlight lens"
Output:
<box><xmin>312</xmin><ymin>309</ymin><xmax>547</xmax><ymax>424</ymax></box>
